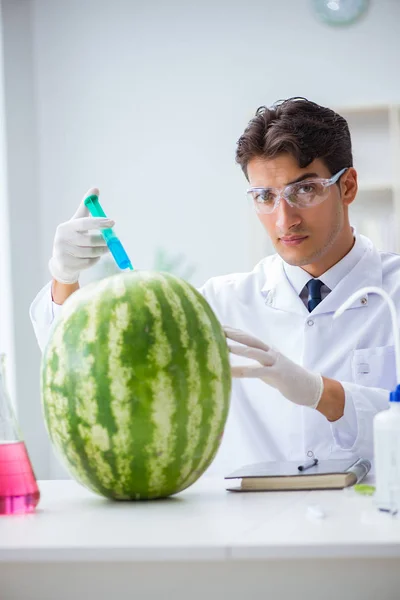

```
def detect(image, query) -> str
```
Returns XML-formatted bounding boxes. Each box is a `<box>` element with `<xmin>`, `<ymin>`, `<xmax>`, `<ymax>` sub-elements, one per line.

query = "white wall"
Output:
<box><xmin>0</xmin><ymin>0</ymin><xmax>16</xmax><ymax>409</ymax></box>
<box><xmin>1</xmin><ymin>0</ymin><xmax>52</xmax><ymax>477</ymax></box>
<box><xmin>2</xmin><ymin>0</ymin><xmax>400</xmax><ymax>478</ymax></box>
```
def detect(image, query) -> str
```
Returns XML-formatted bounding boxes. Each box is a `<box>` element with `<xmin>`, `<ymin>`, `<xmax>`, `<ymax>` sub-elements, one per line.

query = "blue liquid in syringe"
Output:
<box><xmin>107</xmin><ymin>237</ymin><xmax>133</xmax><ymax>270</ymax></box>
<box><xmin>83</xmin><ymin>194</ymin><xmax>134</xmax><ymax>271</ymax></box>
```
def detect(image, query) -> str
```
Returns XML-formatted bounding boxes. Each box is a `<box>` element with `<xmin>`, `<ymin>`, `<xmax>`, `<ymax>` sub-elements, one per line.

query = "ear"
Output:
<box><xmin>340</xmin><ymin>167</ymin><xmax>358</xmax><ymax>207</ymax></box>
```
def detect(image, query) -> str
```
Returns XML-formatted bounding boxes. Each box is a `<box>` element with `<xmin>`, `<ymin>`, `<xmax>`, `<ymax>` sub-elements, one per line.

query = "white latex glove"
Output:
<box><xmin>48</xmin><ymin>188</ymin><xmax>115</xmax><ymax>284</ymax></box>
<box><xmin>224</xmin><ymin>326</ymin><xmax>323</xmax><ymax>410</ymax></box>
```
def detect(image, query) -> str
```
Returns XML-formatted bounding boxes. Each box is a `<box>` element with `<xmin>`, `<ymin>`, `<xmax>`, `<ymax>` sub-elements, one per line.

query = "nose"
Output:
<box><xmin>275</xmin><ymin>196</ymin><xmax>302</xmax><ymax>231</ymax></box>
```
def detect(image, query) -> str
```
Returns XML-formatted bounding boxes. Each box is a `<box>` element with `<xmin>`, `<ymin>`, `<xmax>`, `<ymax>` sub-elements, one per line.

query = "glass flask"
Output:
<box><xmin>0</xmin><ymin>353</ymin><xmax>40</xmax><ymax>514</ymax></box>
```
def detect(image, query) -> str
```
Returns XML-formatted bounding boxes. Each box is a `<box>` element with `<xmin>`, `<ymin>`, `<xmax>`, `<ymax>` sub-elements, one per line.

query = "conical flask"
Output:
<box><xmin>0</xmin><ymin>353</ymin><xmax>40</xmax><ymax>514</ymax></box>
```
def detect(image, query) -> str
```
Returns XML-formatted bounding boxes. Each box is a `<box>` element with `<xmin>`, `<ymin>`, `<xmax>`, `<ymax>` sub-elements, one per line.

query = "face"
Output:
<box><xmin>246</xmin><ymin>154</ymin><xmax>358</xmax><ymax>276</ymax></box>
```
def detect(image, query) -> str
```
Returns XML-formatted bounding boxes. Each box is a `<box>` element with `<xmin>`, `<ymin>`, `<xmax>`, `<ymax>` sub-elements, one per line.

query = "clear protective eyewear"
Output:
<box><xmin>246</xmin><ymin>167</ymin><xmax>348</xmax><ymax>214</ymax></box>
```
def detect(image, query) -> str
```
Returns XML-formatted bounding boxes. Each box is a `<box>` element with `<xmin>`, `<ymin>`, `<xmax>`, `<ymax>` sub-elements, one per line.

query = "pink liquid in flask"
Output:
<box><xmin>0</xmin><ymin>441</ymin><xmax>40</xmax><ymax>515</ymax></box>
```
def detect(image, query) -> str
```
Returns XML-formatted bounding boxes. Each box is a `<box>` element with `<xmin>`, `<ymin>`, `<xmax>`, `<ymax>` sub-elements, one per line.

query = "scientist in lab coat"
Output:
<box><xmin>30</xmin><ymin>97</ymin><xmax>400</xmax><ymax>474</ymax></box>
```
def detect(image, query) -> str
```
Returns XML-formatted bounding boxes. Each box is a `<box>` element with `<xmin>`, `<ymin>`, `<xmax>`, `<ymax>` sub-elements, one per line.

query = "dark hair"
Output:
<box><xmin>235</xmin><ymin>97</ymin><xmax>353</xmax><ymax>179</ymax></box>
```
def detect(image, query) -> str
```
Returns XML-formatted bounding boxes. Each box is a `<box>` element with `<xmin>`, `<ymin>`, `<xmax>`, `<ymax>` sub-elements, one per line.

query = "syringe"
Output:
<box><xmin>84</xmin><ymin>194</ymin><xmax>134</xmax><ymax>271</ymax></box>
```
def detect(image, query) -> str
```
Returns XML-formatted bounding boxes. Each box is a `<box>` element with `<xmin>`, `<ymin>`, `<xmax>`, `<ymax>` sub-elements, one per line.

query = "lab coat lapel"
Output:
<box><xmin>261</xmin><ymin>258</ymin><xmax>309</xmax><ymax>316</ymax></box>
<box><xmin>307</xmin><ymin>238</ymin><xmax>382</xmax><ymax>315</ymax></box>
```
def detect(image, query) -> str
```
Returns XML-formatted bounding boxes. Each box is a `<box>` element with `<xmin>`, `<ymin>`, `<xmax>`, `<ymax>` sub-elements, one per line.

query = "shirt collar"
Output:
<box><xmin>283</xmin><ymin>229</ymin><xmax>367</xmax><ymax>296</ymax></box>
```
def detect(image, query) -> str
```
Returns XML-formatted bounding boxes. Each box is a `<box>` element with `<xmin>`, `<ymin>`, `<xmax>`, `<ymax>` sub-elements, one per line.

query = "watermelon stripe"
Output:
<box><xmin>139</xmin><ymin>279</ymin><xmax>178</xmax><ymax>496</ymax></box>
<box><xmin>42</xmin><ymin>311</ymin><xmax>102</xmax><ymax>493</ymax></box>
<box><xmin>145</xmin><ymin>274</ymin><xmax>199</xmax><ymax>494</ymax></box>
<box><xmin>110</xmin><ymin>274</ymin><xmax>163</xmax><ymax>498</ymax></box>
<box><xmin>66</xmin><ymin>297</ymin><xmax>115</xmax><ymax>494</ymax></box>
<box><xmin>87</xmin><ymin>282</ymin><xmax>119</xmax><ymax>487</ymax></box>
<box><xmin>107</xmin><ymin>300</ymin><xmax>134</xmax><ymax>497</ymax></box>
<box><xmin>155</xmin><ymin>274</ymin><xmax>203</xmax><ymax>487</ymax></box>
<box><xmin>174</xmin><ymin>281</ymin><xmax>230</xmax><ymax>490</ymax></box>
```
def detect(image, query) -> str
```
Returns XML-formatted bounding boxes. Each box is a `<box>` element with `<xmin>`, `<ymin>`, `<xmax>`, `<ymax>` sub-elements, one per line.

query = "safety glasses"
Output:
<box><xmin>247</xmin><ymin>167</ymin><xmax>348</xmax><ymax>214</ymax></box>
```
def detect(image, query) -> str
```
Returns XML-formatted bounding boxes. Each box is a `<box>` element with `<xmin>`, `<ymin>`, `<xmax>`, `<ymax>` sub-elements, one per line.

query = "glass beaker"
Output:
<box><xmin>0</xmin><ymin>354</ymin><xmax>40</xmax><ymax>514</ymax></box>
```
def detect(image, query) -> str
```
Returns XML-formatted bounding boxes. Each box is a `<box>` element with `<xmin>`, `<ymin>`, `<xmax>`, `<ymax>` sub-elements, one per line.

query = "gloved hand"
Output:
<box><xmin>48</xmin><ymin>188</ymin><xmax>115</xmax><ymax>284</ymax></box>
<box><xmin>224</xmin><ymin>326</ymin><xmax>323</xmax><ymax>409</ymax></box>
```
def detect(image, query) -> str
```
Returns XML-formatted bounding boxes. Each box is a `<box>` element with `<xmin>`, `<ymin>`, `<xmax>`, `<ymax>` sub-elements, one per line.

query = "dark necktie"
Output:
<box><xmin>306</xmin><ymin>279</ymin><xmax>324</xmax><ymax>312</ymax></box>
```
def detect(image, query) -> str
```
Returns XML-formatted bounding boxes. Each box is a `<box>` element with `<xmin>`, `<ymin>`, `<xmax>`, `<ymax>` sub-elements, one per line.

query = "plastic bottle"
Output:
<box><xmin>373</xmin><ymin>384</ymin><xmax>400</xmax><ymax>513</ymax></box>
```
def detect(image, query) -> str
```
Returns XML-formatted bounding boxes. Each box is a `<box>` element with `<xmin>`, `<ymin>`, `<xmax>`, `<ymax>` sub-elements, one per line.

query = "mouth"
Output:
<box><xmin>279</xmin><ymin>235</ymin><xmax>309</xmax><ymax>247</ymax></box>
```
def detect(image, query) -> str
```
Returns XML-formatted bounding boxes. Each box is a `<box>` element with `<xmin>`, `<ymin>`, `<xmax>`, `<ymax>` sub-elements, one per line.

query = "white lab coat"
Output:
<box><xmin>30</xmin><ymin>234</ymin><xmax>398</xmax><ymax>475</ymax></box>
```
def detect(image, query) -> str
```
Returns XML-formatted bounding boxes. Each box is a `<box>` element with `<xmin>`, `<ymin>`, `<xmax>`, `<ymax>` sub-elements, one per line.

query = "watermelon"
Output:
<box><xmin>41</xmin><ymin>271</ymin><xmax>231</xmax><ymax>500</ymax></box>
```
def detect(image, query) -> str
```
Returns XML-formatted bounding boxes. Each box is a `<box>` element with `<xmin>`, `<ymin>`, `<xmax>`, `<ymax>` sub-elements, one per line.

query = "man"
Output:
<box><xmin>30</xmin><ymin>98</ymin><xmax>399</xmax><ymax>473</ymax></box>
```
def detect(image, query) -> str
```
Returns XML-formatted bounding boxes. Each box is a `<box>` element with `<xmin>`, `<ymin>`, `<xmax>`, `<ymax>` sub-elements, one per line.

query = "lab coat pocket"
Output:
<box><xmin>352</xmin><ymin>345</ymin><xmax>396</xmax><ymax>390</ymax></box>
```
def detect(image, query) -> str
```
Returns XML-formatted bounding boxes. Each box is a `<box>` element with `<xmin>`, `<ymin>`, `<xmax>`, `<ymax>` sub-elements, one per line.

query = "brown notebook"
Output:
<box><xmin>225</xmin><ymin>458</ymin><xmax>371</xmax><ymax>492</ymax></box>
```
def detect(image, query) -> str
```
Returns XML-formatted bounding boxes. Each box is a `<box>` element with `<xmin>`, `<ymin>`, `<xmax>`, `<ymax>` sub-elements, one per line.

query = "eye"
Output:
<box><xmin>253</xmin><ymin>190</ymin><xmax>275</xmax><ymax>204</ymax></box>
<box><xmin>297</xmin><ymin>182</ymin><xmax>317</xmax><ymax>195</ymax></box>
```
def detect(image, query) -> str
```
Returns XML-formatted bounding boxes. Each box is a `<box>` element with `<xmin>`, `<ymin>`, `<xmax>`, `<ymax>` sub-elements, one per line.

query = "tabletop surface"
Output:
<box><xmin>1</xmin><ymin>476</ymin><xmax>399</xmax><ymax>562</ymax></box>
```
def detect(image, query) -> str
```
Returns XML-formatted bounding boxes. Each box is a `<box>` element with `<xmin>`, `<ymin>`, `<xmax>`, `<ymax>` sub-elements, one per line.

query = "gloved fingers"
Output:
<box><xmin>70</xmin><ymin>230</ymin><xmax>108</xmax><ymax>247</ymax></box>
<box><xmin>61</xmin><ymin>243</ymin><xmax>110</xmax><ymax>259</ymax></box>
<box><xmin>73</xmin><ymin>216</ymin><xmax>115</xmax><ymax>232</ymax></box>
<box><xmin>231</xmin><ymin>365</ymin><xmax>271</xmax><ymax>378</ymax></box>
<box><xmin>224</xmin><ymin>326</ymin><xmax>270</xmax><ymax>352</ymax></box>
<box><xmin>76</xmin><ymin>256</ymin><xmax>103</xmax><ymax>269</ymax></box>
<box><xmin>71</xmin><ymin>188</ymin><xmax>100</xmax><ymax>219</ymax></box>
<box><xmin>63</xmin><ymin>255</ymin><xmax>103</xmax><ymax>271</ymax></box>
<box><xmin>227</xmin><ymin>343</ymin><xmax>275</xmax><ymax>366</ymax></box>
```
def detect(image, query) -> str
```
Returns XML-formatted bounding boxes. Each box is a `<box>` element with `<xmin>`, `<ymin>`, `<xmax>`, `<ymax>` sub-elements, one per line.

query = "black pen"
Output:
<box><xmin>298</xmin><ymin>458</ymin><xmax>318</xmax><ymax>472</ymax></box>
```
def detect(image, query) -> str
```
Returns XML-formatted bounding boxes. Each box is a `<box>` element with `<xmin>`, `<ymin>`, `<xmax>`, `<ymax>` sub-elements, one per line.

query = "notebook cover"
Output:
<box><xmin>224</xmin><ymin>458</ymin><xmax>371</xmax><ymax>480</ymax></box>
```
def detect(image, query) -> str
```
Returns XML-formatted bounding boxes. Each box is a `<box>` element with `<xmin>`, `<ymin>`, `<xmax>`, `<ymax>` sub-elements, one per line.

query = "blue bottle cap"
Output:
<box><xmin>390</xmin><ymin>384</ymin><xmax>400</xmax><ymax>402</ymax></box>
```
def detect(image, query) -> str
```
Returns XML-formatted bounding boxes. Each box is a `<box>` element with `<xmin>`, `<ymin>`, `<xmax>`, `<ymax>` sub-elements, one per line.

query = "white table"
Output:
<box><xmin>1</xmin><ymin>476</ymin><xmax>400</xmax><ymax>600</ymax></box>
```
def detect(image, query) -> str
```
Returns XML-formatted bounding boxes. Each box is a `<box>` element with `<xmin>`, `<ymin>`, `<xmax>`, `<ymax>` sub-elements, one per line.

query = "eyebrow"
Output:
<box><xmin>286</xmin><ymin>172</ymin><xmax>320</xmax><ymax>185</ymax></box>
<box><xmin>249</xmin><ymin>172</ymin><xmax>323</xmax><ymax>190</ymax></box>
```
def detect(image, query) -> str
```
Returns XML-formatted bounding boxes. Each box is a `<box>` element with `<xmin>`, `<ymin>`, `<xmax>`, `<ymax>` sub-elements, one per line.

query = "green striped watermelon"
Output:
<box><xmin>41</xmin><ymin>271</ymin><xmax>231</xmax><ymax>500</ymax></box>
